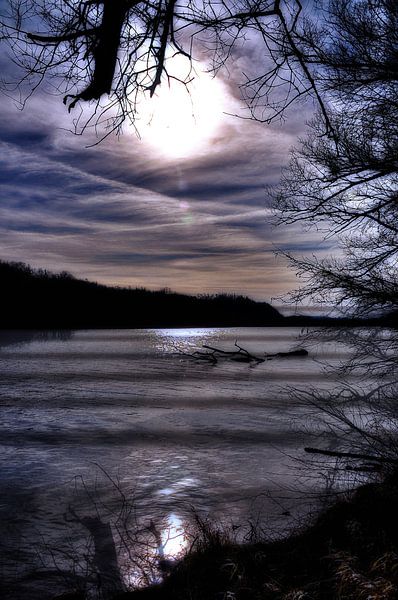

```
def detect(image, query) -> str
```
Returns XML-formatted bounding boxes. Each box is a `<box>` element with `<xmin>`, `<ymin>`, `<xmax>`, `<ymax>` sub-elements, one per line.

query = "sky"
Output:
<box><xmin>0</xmin><ymin>10</ymin><xmax>334</xmax><ymax>303</ymax></box>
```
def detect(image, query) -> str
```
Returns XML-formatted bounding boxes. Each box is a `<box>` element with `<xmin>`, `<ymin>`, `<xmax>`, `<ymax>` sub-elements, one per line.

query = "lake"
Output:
<box><xmin>0</xmin><ymin>327</ymin><xmax>357</xmax><ymax>596</ymax></box>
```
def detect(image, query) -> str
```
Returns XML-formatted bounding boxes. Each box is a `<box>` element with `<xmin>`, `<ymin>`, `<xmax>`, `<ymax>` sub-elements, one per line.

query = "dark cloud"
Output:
<box><xmin>0</xmin><ymin>128</ymin><xmax>50</xmax><ymax>147</ymax></box>
<box><xmin>0</xmin><ymin>221</ymin><xmax>89</xmax><ymax>235</ymax></box>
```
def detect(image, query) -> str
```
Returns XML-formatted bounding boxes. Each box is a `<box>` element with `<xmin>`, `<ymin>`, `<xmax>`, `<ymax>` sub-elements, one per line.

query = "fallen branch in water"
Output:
<box><xmin>203</xmin><ymin>341</ymin><xmax>265</xmax><ymax>364</ymax></box>
<box><xmin>175</xmin><ymin>341</ymin><xmax>308</xmax><ymax>365</ymax></box>
<box><xmin>266</xmin><ymin>348</ymin><xmax>309</xmax><ymax>359</ymax></box>
<box><xmin>174</xmin><ymin>340</ymin><xmax>265</xmax><ymax>364</ymax></box>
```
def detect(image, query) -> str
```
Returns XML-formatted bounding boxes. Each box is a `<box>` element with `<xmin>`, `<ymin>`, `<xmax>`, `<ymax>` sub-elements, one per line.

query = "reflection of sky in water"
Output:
<box><xmin>151</xmin><ymin>328</ymin><xmax>220</xmax><ymax>338</ymax></box>
<box><xmin>158</xmin><ymin>478</ymin><xmax>200</xmax><ymax>497</ymax></box>
<box><xmin>123</xmin><ymin>512</ymin><xmax>187</xmax><ymax>589</ymax></box>
<box><xmin>161</xmin><ymin>513</ymin><xmax>187</xmax><ymax>559</ymax></box>
<box><xmin>150</xmin><ymin>327</ymin><xmax>222</xmax><ymax>353</ymax></box>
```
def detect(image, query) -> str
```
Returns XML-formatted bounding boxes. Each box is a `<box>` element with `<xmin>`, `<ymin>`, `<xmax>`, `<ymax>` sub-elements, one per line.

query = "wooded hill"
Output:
<box><xmin>0</xmin><ymin>260</ymin><xmax>283</xmax><ymax>329</ymax></box>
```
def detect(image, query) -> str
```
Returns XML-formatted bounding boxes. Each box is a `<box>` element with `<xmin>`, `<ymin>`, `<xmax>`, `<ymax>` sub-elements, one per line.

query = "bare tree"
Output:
<box><xmin>273</xmin><ymin>0</ymin><xmax>398</xmax><ymax>318</ymax></box>
<box><xmin>262</xmin><ymin>1</ymin><xmax>398</xmax><ymax>481</ymax></box>
<box><xmin>0</xmin><ymin>0</ymin><xmax>326</xmax><ymax>137</ymax></box>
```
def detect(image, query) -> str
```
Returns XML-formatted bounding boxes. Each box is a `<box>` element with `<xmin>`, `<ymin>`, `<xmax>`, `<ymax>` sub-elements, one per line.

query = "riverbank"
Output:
<box><xmin>116</xmin><ymin>472</ymin><xmax>398</xmax><ymax>600</ymax></box>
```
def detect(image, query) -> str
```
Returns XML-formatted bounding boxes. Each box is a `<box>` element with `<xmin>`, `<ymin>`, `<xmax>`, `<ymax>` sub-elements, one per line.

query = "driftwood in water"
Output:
<box><xmin>267</xmin><ymin>348</ymin><xmax>309</xmax><ymax>358</ymax></box>
<box><xmin>202</xmin><ymin>342</ymin><xmax>265</xmax><ymax>364</ymax></box>
<box><xmin>176</xmin><ymin>341</ymin><xmax>308</xmax><ymax>365</ymax></box>
<box><xmin>66</xmin><ymin>508</ymin><xmax>125</xmax><ymax>598</ymax></box>
<box><xmin>175</xmin><ymin>340</ymin><xmax>264</xmax><ymax>364</ymax></box>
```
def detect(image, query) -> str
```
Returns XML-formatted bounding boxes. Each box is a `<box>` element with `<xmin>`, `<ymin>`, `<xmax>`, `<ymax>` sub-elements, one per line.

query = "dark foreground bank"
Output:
<box><xmin>114</xmin><ymin>472</ymin><xmax>398</xmax><ymax>600</ymax></box>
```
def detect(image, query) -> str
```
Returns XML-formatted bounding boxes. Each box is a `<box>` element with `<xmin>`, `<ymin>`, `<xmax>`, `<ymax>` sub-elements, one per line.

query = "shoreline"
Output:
<box><xmin>119</xmin><ymin>471</ymin><xmax>398</xmax><ymax>600</ymax></box>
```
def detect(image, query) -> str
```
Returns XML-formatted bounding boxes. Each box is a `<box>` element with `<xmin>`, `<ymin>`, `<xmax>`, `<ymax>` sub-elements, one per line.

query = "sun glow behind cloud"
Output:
<box><xmin>135</xmin><ymin>57</ymin><xmax>226</xmax><ymax>158</ymax></box>
<box><xmin>0</xmin><ymin>39</ymin><xmax>323</xmax><ymax>300</ymax></box>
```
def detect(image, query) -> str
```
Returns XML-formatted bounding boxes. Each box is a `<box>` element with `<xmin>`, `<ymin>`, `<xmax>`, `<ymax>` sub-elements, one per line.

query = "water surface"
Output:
<box><xmin>0</xmin><ymin>327</ymin><xmax>354</xmax><ymax>594</ymax></box>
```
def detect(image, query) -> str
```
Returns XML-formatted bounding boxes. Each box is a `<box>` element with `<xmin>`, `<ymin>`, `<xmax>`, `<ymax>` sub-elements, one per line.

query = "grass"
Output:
<box><xmin>110</xmin><ymin>470</ymin><xmax>398</xmax><ymax>600</ymax></box>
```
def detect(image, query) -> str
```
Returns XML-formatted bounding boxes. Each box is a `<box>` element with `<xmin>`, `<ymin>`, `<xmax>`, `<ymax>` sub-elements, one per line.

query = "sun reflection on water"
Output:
<box><xmin>150</xmin><ymin>327</ymin><xmax>223</xmax><ymax>354</ymax></box>
<box><xmin>123</xmin><ymin>512</ymin><xmax>188</xmax><ymax>590</ymax></box>
<box><xmin>161</xmin><ymin>513</ymin><xmax>187</xmax><ymax>559</ymax></box>
<box><xmin>151</xmin><ymin>328</ymin><xmax>220</xmax><ymax>338</ymax></box>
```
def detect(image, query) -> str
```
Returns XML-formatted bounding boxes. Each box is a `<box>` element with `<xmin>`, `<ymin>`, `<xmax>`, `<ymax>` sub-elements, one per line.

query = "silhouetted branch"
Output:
<box><xmin>274</xmin><ymin>0</ymin><xmax>398</xmax><ymax>318</ymax></box>
<box><xmin>0</xmin><ymin>0</ymin><xmax>336</xmax><ymax>137</ymax></box>
<box><xmin>176</xmin><ymin>341</ymin><xmax>309</xmax><ymax>364</ymax></box>
<box><xmin>174</xmin><ymin>340</ymin><xmax>264</xmax><ymax>364</ymax></box>
<box><xmin>304</xmin><ymin>447</ymin><xmax>397</xmax><ymax>465</ymax></box>
<box><xmin>203</xmin><ymin>341</ymin><xmax>265</xmax><ymax>363</ymax></box>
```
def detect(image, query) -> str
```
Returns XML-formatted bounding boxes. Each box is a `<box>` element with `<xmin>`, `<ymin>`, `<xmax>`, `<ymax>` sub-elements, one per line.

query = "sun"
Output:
<box><xmin>136</xmin><ymin>57</ymin><xmax>226</xmax><ymax>159</ymax></box>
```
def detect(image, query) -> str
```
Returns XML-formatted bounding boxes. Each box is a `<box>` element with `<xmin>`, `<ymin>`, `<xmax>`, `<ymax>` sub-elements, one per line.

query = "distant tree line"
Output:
<box><xmin>0</xmin><ymin>260</ymin><xmax>285</xmax><ymax>328</ymax></box>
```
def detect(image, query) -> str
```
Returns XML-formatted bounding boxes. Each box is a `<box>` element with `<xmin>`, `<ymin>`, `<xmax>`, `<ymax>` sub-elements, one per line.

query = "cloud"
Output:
<box><xmin>0</xmin><ymin>33</ymin><xmax>332</xmax><ymax>301</ymax></box>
